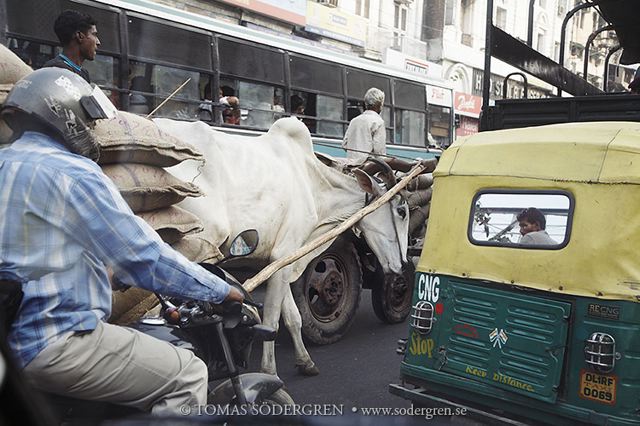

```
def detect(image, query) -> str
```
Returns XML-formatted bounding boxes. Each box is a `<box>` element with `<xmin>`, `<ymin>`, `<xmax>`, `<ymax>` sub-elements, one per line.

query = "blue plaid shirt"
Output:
<box><xmin>0</xmin><ymin>132</ymin><xmax>230</xmax><ymax>368</ymax></box>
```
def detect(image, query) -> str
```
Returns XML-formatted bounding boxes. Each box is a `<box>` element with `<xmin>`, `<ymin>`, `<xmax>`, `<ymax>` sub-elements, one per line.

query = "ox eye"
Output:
<box><xmin>397</xmin><ymin>206</ymin><xmax>407</xmax><ymax>219</ymax></box>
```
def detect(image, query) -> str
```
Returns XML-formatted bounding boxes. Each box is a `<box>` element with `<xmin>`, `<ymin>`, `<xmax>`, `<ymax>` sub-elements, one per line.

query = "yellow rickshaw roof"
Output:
<box><xmin>437</xmin><ymin>121</ymin><xmax>640</xmax><ymax>185</ymax></box>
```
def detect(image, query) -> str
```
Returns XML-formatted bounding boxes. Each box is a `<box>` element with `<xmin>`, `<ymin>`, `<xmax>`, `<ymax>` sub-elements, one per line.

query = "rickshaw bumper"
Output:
<box><xmin>389</xmin><ymin>373</ymin><xmax>640</xmax><ymax>426</ymax></box>
<box><xmin>389</xmin><ymin>382</ymin><xmax>530</xmax><ymax>425</ymax></box>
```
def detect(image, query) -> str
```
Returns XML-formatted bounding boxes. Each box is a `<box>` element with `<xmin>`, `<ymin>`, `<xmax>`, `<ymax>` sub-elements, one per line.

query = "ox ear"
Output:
<box><xmin>353</xmin><ymin>169</ymin><xmax>384</xmax><ymax>197</ymax></box>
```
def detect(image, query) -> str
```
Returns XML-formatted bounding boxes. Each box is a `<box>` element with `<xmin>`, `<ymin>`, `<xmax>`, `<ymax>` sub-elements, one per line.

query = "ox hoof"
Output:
<box><xmin>260</xmin><ymin>368</ymin><xmax>278</xmax><ymax>376</ymax></box>
<box><xmin>296</xmin><ymin>362</ymin><xmax>320</xmax><ymax>376</ymax></box>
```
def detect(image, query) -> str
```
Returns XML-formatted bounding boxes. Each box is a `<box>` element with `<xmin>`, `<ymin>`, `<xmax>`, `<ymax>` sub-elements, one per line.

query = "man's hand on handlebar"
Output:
<box><xmin>225</xmin><ymin>286</ymin><xmax>244</xmax><ymax>304</ymax></box>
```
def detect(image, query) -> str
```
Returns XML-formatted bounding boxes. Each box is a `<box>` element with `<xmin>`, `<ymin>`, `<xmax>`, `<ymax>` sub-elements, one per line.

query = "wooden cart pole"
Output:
<box><xmin>146</xmin><ymin>78</ymin><xmax>191</xmax><ymax>119</ymax></box>
<box><xmin>242</xmin><ymin>161</ymin><xmax>433</xmax><ymax>292</ymax></box>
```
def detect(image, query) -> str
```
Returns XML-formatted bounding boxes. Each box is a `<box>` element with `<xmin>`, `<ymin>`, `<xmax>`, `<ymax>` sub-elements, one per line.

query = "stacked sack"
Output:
<box><xmin>93</xmin><ymin>111</ymin><xmax>224</xmax><ymax>324</ymax></box>
<box><xmin>0</xmin><ymin>44</ymin><xmax>33</xmax><ymax>143</ymax></box>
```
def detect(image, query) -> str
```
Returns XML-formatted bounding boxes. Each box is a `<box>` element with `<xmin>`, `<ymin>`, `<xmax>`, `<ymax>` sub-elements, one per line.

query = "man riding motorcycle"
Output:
<box><xmin>0</xmin><ymin>68</ymin><xmax>244</xmax><ymax>415</ymax></box>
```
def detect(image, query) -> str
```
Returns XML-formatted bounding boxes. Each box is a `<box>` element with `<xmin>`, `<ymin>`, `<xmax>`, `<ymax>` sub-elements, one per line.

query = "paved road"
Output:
<box><xmin>246</xmin><ymin>286</ymin><xmax>491</xmax><ymax>425</ymax></box>
<box><xmin>250</xmin><ymin>290</ymin><xmax>411</xmax><ymax>410</ymax></box>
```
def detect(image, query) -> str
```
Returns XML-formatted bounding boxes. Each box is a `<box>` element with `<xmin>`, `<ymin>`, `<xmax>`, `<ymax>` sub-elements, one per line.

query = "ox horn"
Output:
<box><xmin>407</xmin><ymin>188</ymin><xmax>433</xmax><ymax>209</ymax></box>
<box><xmin>406</xmin><ymin>173</ymin><xmax>433</xmax><ymax>192</ymax></box>
<box><xmin>408</xmin><ymin>203</ymin><xmax>430</xmax><ymax>235</ymax></box>
<box><xmin>360</xmin><ymin>157</ymin><xmax>396</xmax><ymax>190</ymax></box>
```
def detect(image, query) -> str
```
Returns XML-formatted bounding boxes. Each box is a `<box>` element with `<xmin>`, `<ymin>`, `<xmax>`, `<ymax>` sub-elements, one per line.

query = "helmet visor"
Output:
<box><xmin>81</xmin><ymin>85</ymin><xmax>117</xmax><ymax>120</ymax></box>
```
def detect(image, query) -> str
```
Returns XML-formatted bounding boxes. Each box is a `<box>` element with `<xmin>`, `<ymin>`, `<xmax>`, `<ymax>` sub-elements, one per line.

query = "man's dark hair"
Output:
<box><xmin>53</xmin><ymin>10</ymin><xmax>97</xmax><ymax>46</ymax></box>
<box><xmin>517</xmin><ymin>207</ymin><xmax>546</xmax><ymax>230</ymax></box>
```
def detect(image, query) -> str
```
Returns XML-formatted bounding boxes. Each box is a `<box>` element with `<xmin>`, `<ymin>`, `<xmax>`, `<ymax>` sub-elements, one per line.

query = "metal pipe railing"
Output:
<box><xmin>557</xmin><ymin>1</ymin><xmax>603</xmax><ymax>96</ymax></box>
<box><xmin>583</xmin><ymin>24</ymin><xmax>614</xmax><ymax>85</ymax></box>
<box><xmin>603</xmin><ymin>45</ymin><xmax>622</xmax><ymax>92</ymax></box>
<box><xmin>482</xmin><ymin>0</ymin><xmax>494</xmax><ymax>112</ymax></box>
<box><xmin>502</xmin><ymin>72</ymin><xmax>528</xmax><ymax>99</ymax></box>
<box><xmin>527</xmin><ymin>0</ymin><xmax>535</xmax><ymax>47</ymax></box>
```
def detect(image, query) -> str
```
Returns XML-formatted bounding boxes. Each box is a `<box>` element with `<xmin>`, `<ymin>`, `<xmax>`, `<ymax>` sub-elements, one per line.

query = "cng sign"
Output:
<box><xmin>417</xmin><ymin>273</ymin><xmax>440</xmax><ymax>303</ymax></box>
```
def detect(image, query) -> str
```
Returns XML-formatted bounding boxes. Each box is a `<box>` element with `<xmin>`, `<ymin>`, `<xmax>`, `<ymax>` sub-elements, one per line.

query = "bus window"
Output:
<box><xmin>218</xmin><ymin>38</ymin><xmax>286</xmax><ymax>129</ymax></box>
<box><xmin>316</xmin><ymin>94</ymin><xmax>343</xmax><ymax>137</ymax></box>
<box><xmin>128</xmin><ymin>61</ymin><xmax>204</xmax><ymax>119</ymax></box>
<box><xmin>6</xmin><ymin>38</ymin><xmax>53</xmax><ymax>69</ymax></box>
<box><xmin>218</xmin><ymin>38</ymin><xmax>285</xmax><ymax>85</ymax></box>
<box><xmin>290</xmin><ymin>55</ymin><xmax>342</xmax><ymax>95</ymax></box>
<box><xmin>128</xmin><ymin>16</ymin><xmax>211</xmax><ymax>70</ymax></box>
<box><xmin>6</xmin><ymin>0</ymin><xmax>58</xmax><ymax>44</ymax></box>
<box><xmin>393</xmin><ymin>80</ymin><xmax>426</xmax><ymax>146</ymax></box>
<box><xmin>428</xmin><ymin>105</ymin><xmax>452</xmax><ymax>148</ymax></box>
<box><xmin>237</xmin><ymin>81</ymin><xmax>284</xmax><ymax>128</ymax></box>
<box><xmin>346</xmin><ymin>69</ymin><xmax>391</xmax><ymax>101</ymax></box>
<box><xmin>84</xmin><ymin>54</ymin><xmax>121</xmax><ymax>109</ymax></box>
<box><xmin>381</xmin><ymin>106</ymin><xmax>393</xmax><ymax>143</ymax></box>
<box><xmin>290</xmin><ymin>56</ymin><xmax>344</xmax><ymax>137</ymax></box>
<box><xmin>395</xmin><ymin>110</ymin><xmax>426</xmax><ymax>146</ymax></box>
<box><xmin>290</xmin><ymin>91</ymin><xmax>315</xmax><ymax>133</ymax></box>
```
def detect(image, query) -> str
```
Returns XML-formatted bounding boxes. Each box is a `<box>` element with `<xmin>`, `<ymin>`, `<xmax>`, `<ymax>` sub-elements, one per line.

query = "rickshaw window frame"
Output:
<box><xmin>467</xmin><ymin>188</ymin><xmax>575</xmax><ymax>250</ymax></box>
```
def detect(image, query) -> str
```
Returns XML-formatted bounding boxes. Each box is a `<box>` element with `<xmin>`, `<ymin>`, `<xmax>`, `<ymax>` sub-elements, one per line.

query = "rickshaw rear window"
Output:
<box><xmin>469</xmin><ymin>191</ymin><xmax>573</xmax><ymax>249</ymax></box>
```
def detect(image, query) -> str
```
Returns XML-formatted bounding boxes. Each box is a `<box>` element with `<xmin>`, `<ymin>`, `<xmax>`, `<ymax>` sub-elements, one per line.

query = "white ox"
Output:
<box><xmin>155</xmin><ymin>117</ymin><xmax>409</xmax><ymax>376</ymax></box>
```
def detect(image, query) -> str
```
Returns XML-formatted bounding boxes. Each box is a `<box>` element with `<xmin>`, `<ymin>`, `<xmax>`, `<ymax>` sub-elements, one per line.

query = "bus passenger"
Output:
<box><xmin>517</xmin><ymin>207</ymin><xmax>556</xmax><ymax>245</ymax></box>
<box><xmin>43</xmin><ymin>10</ymin><xmax>100</xmax><ymax>83</ymax></box>
<box><xmin>291</xmin><ymin>94</ymin><xmax>306</xmax><ymax>115</ymax></box>
<box><xmin>198</xmin><ymin>83</ymin><xmax>240</xmax><ymax>124</ymax></box>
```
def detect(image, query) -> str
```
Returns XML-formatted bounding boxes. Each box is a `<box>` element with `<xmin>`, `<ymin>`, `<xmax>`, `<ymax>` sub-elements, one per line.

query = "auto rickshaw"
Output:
<box><xmin>390</xmin><ymin>121</ymin><xmax>640</xmax><ymax>425</ymax></box>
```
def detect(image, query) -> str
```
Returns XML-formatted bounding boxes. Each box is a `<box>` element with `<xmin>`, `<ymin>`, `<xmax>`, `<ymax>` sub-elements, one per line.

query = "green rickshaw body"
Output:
<box><xmin>391</xmin><ymin>122</ymin><xmax>640</xmax><ymax>425</ymax></box>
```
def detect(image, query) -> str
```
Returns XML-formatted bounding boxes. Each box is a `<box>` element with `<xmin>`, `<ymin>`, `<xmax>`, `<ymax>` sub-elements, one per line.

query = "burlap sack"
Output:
<box><xmin>171</xmin><ymin>235</ymin><xmax>223</xmax><ymax>264</ymax></box>
<box><xmin>110</xmin><ymin>287</ymin><xmax>158</xmax><ymax>325</ymax></box>
<box><xmin>102</xmin><ymin>163</ymin><xmax>202</xmax><ymax>212</ymax></box>
<box><xmin>138</xmin><ymin>205</ymin><xmax>204</xmax><ymax>244</ymax></box>
<box><xmin>94</xmin><ymin>111</ymin><xmax>203</xmax><ymax>167</ymax></box>
<box><xmin>110</xmin><ymin>237</ymin><xmax>224</xmax><ymax>324</ymax></box>
<box><xmin>0</xmin><ymin>45</ymin><xmax>32</xmax><ymax>85</ymax></box>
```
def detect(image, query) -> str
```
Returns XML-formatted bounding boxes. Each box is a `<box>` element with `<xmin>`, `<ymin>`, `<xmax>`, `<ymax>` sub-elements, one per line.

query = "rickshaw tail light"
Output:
<box><xmin>410</xmin><ymin>301</ymin><xmax>434</xmax><ymax>334</ymax></box>
<box><xmin>584</xmin><ymin>332</ymin><xmax>617</xmax><ymax>373</ymax></box>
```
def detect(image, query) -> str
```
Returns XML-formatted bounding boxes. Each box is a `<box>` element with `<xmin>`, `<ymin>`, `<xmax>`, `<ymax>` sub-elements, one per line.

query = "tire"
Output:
<box><xmin>371</xmin><ymin>261</ymin><xmax>415</xmax><ymax>324</ymax></box>
<box><xmin>292</xmin><ymin>236</ymin><xmax>362</xmax><ymax>345</ymax></box>
<box><xmin>260</xmin><ymin>388</ymin><xmax>295</xmax><ymax>405</ymax></box>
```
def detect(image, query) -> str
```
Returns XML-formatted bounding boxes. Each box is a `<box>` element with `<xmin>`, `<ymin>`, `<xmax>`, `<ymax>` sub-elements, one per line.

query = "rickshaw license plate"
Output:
<box><xmin>579</xmin><ymin>370</ymin><xmax>616</xmax><ymax>405</ymax></box>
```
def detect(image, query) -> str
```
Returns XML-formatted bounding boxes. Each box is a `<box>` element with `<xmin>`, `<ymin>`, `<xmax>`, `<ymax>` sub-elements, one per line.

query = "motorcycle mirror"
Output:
<box><xmin>229</xmin><ymin>229</ymin><xmax>259</xmax><ymax>257</ymax></box>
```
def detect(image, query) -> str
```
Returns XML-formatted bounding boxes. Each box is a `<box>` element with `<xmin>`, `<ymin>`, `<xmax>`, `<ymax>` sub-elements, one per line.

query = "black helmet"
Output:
<box><xmin>1</xmin><ymin>67</ymin><xmax>116</xmax><ymax>161</ymax></box>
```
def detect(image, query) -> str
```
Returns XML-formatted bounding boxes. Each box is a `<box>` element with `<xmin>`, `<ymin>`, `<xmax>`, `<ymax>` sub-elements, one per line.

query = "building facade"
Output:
<box><xmin>140</xmin><ymin>0</ymin><xmax>635</xmax><ymax>136</ymax></box>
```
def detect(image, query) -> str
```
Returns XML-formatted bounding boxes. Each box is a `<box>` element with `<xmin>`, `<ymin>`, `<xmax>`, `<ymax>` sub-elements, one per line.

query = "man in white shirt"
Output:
<box><xmin>342</xmin><ymin>87</ymin><xmax>386</xmax><ymax>165</ymax></box>
<box><xmin>342</xmin><ymin>87</ymin><xmax>418</xmax><ymax>172</ymax></box>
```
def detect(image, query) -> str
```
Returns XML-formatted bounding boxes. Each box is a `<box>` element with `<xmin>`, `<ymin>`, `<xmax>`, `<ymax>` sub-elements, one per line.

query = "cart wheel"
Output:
<box><xmin>371</xmin><ymin>261</ymin><xmax>415</xmax><ymax>324</ymax></box>
<box><xmin>292</xmin><ymin>236</ymin><xmax>362</xmax><ymax>345</ymax></box>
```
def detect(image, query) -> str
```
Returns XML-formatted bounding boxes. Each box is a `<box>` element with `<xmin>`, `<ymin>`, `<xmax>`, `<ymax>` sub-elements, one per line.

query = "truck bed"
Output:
<box><xmin>480</xmin><ymin>94</ymin><xmax>640</xmax><ymax>131</ymax></box>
